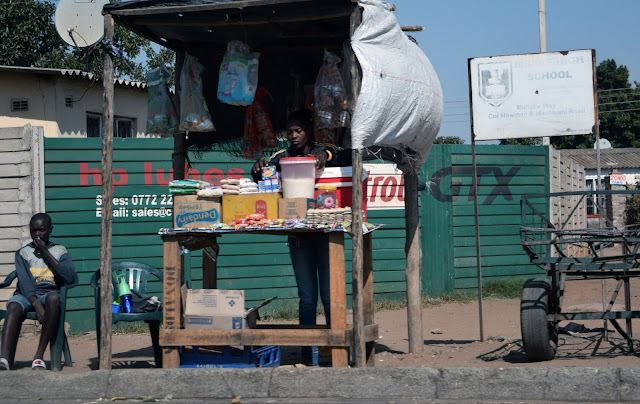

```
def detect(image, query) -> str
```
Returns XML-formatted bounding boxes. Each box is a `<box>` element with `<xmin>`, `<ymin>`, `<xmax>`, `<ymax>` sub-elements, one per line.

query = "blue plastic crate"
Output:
<box><xmin>179</xmin><ymin>345</ymin><xmax>280</xmax><ymax>368</ymax></box>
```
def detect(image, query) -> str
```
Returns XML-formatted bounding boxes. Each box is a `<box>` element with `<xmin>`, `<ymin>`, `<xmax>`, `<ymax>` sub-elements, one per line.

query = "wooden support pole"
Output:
<box><xmin>173</xmin><ymin>49</ymin><xmax>186</xmax><ymax>180</ymax></box>
<box><xmin>98</xmin><ymin>14</ymin><xmax>115</xmax><ymax>370</ymax></box>
<box><xmin>352</xmin><ymin>149</ymin><xmax>365</xmax><ymax>367</ymax></box>
<box><xmin>329</xmin><ymin>232</ymin><xmax>348</xmax><ymax>367</ymax></box>
<box><xmin>348</xmin><ymin>3</ymin><xmax>366</xmax><ymax>368</ymax></box>
<box><xmin>471</xmin><ymin>135</ymin><xmax>485</xmax><ymax>342</ymax></box>
<box><xmin>404</xmin><ymin>169</ymin><xmax>423</xmax><ymax>353</ymax></box>
<box><xmin>363</xmin><ymin>232</ymin><xmax>375</xmax><ymax>366</ymax></box>
<box><xmin>161</xmin><ymin>237</ymin><xmax>182</xmax><ymax>368</ymax></box>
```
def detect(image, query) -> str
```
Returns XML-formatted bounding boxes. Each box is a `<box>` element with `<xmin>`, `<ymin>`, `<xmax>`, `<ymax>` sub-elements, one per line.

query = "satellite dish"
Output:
<box><xmin>55</xmin><ymin>0</ymin><xmax>109</xmax><ymax>48</ymax></box>
<box><xmin>594</xmin><ymin>138</ymin><xmax>613</xmax><ymax>149</ymax></box>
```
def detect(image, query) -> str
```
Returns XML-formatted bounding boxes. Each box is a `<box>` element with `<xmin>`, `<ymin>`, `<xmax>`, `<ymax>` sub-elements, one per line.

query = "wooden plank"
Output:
<box><xmin>329</xmin><ymin>231</ymin><xmax>348</xmax><ymax>367</ymax></box>
<box><xmin>0</xmin><ymin>163</ymin><xmax>30</xmax><ymax>177</ymax></box>
<box><xmin>160</xmin><ymin>327</ymin><xmax>351</xmax><ymax>347</ymax></box>
<box><xmin>404</xmin><ymin>169</ymin><xmax>423</xmax><ymax>353</ymax></box>
<box><xmin>0</xmin><ymin>177</ymin><xmax>19</xmax><ymax>189</ymax></box>
<box><xmin>202</xmin><ymin>245</ymin><xmax>218</xmax><ymax>289</ymax></box>
<box><xmin>363</xmin><ymin>232</ymin><xmax>375</xmax><ymax>366</ymax></box>
<box><xmin>0</xmin><ymin>150</ymin><xmax>30</xmax><ymax>163</ymax></box>
<box><xmin>109</xmin><ymin>0</ymin><xmax>313</xmax><ymax>17</ymax></box>
<box><xmin>162</xmin><ymin>236</ymin><xmax>182</xmax><ymax>368</ymax></box>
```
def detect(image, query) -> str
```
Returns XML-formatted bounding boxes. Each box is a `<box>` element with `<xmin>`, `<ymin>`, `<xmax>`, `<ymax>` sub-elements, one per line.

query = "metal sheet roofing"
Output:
<box><xmin>560</xmin><ymin>148</ymin><xmax>640</xmax><ymax>170</ymax></box>
<box><xmin>0</xmin><ymin>65</ymin><xmax>147</xmax><ymax>89</ymax></box>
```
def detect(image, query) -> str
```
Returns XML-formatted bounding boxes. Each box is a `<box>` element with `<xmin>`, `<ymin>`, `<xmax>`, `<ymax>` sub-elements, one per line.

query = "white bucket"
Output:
<box><xmin>280</xmin><ymin>157</ymin><xmax>317</xmax><ymax>199</ymax></box>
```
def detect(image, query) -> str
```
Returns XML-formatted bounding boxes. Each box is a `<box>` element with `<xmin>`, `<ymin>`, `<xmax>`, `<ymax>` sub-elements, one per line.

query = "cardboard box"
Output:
<box><xmin>183</xmin><ymin>288</ymin><xmax>276</xmax><ymax>330</ymax></box>
<box><xmin>222</xmin><ymin>193</ymin><xmax>281</xmax><ymax>223</ymax></box>
<box><xmin>278</xmin><ymin>198</ymin><xmax>316</xmax><ymax>219</ymax></box>
<box><xmin>173</xmin><ymin>194</ymin><xmax>222</xmax><ymax>228</ymax></box>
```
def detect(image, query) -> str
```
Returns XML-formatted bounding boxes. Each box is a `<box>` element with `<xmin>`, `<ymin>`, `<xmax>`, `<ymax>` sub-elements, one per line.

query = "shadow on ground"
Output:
<box><xmin>476</xmin><ymin>332</ymin><xmax>640</xmax><ymax>364</ymax></box>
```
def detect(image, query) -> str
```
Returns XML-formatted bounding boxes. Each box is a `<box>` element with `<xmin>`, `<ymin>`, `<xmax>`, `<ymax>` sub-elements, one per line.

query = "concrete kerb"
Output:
<box><xmin>0</xmin><ymin>367</ymin><xmax>638</xmax><ymax>401</ymax></box>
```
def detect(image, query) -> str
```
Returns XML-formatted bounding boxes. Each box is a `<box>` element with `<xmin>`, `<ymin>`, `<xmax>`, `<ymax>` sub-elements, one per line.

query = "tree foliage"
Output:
<box><xmin>434</xmin><ymin>136</ymin><xmax>465</xmax><ymax>144</ymax></box>
<box><xmin>625</xmin><ymin>186</ymin><xmax>640</xmax><ymax>228</ymax></box>
<box><xmin>0</xmin><ymin>0</ymin><xmax>174</xmax><ymax>83</ymax></box>
<box><xmin>500</xmin><ymin>137</ymin><xmax>541</xmax><ymax>146</ymax></box>
<box><xmin>551</xmin><ymin>59</ymin><xmax>640</xmax><ymax>149</ymax></box>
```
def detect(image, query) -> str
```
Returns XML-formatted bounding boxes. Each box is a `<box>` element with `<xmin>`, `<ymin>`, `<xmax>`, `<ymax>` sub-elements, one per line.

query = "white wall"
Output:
<box><xmin>0</xmin><ymin>125</ymin><xmax>44</xmax><ymax>302</ymax></box>
<box><xmin>0</xmin><ymin>71</ymin><xmax>150</xmax><ymax>137</ymax></box>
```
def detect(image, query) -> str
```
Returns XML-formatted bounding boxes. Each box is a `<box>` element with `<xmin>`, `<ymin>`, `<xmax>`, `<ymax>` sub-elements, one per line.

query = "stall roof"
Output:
<box><xmin>104</xmin><ymin>0</ymin><xmax>354</xmax><ymax>53</ymax></box>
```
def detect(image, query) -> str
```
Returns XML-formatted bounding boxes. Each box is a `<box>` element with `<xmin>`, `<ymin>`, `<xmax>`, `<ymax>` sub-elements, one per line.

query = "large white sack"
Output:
<box><xmin>351</xmin><ymin>0</ymin><xmax>443</xmax><ymax>170</ymax></box>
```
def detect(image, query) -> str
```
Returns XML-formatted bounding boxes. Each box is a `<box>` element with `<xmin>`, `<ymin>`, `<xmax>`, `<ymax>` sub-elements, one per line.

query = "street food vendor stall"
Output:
<box><xmin>99</xmin><ymin>0</ymin><xmax>443</xmax><ymax>368</ymax></box>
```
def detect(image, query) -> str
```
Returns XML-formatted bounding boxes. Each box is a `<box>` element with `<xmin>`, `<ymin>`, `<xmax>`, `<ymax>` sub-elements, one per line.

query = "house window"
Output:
<box><xmin>65</xmin><ymin>96</ymin><xmax>73</xmax><ymax>108</ymax></box>
<box><xmin>86</xmin><ymin>113</ymin><xmax>135</xmax><ymax>138</ymax></box>
<box><xmin>115</xmin><ymin>118</ymin><xmax>134</xmax><ymax>138</ymax></box>
<box><xmin>11</xmin><ymin>99</ymin><xmax>28</xmax><ymax>112</ymax></box>
<box><xmin>87</xmin><ymin>113</ymin><xmax>102</xmax><ymax>138</ymax></box>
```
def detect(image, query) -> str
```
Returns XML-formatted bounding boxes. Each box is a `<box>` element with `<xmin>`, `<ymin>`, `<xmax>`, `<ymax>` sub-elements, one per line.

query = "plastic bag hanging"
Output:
<box><xmin>242</xmin><ymin>88</ymin><xmax>276</xmax><ymax>160</ymax></box>
<box><xmin>314</xmin><ymin>49</ymin><xmax>347</xmax><ymax>131</ymax></box>
<box><xmin>179</xmin><ymin>54</ymin><xmax>215</xmax><ymax>132</ymax></box>
<box><xmin>217</xmin><ymin>40</ymin><xmax>260</xmax><ymax>106</ymax></box>
<box><xmin>146</xmin><ymin>66</ymin><xmax>179</xmax><ymax>134</ymax></box>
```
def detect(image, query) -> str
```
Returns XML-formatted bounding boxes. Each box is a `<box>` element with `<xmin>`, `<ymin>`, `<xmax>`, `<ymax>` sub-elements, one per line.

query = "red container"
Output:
<box><xmin>314</xmin><ymin>167</ymin><xmax>369</xmax><ymax>218</ymax></box>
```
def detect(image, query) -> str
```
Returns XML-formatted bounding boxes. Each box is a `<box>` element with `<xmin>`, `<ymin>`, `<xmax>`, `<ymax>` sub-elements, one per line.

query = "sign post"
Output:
<box><xmin>468</xmin><ymin>49</ymin><xmax>598</xmax><ymax>342</ymax></box>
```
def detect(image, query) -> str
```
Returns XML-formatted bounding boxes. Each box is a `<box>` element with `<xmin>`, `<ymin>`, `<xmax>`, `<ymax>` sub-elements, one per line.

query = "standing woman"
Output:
<box><xmin>252</xmin><ymin>109</ymin><xmax>350</xmax><ymax>361</ymax></box>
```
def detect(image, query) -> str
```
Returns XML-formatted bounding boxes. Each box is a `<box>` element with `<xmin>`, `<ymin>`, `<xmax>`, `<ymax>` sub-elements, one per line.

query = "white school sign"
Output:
<box><xmin>469</xmin><ymin>49</ymin><xmax>596</xmax><ymax>141</ymax></box>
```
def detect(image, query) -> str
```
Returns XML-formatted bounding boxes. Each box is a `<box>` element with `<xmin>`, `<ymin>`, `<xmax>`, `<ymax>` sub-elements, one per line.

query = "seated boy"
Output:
<box><xmin>0</xmin><ymin>213</ymin><xmax>76</xmax><ymax>370</ymax></box>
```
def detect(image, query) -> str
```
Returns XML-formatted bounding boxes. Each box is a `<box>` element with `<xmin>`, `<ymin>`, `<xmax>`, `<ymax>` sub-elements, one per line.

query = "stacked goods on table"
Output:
<box><xmin>220</xmin><ymin>178</ymin><xmax>260</xmax><ymax>195</ymax></box>
<box><xmin>258</xmin><ymin>165</ymin><xmax>281</xmax><ymax>193</ymax></box>
<box><xmin>169</xmin><ymin>179</ymin><xmax>223</xmax><ymax>197</ymax></box>
<box><xmin>170</xmin><ymin>180</ymin><xmax>223</xmax><ymax>228</ymax></box>
<box><xmin>167</xmin><ymin>165</ymin><xmax>371</xmax><ymax>229</ymax></box>
<box><xmin>306</xmin><ymin>207</ymin><xmax>353</xmax><ymax>226</ymax></box>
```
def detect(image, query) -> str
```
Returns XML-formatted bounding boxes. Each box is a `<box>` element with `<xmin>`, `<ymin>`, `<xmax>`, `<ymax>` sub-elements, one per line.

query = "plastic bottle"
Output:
<box><xmin>117</xmin><ymin>274</ymin><xmax>133</xmax><ymax>314</ymax></box>
<box><xmin>339</xmin><ymin>100</ymin><xmax>350</xmax><ymax>128</ymax></box>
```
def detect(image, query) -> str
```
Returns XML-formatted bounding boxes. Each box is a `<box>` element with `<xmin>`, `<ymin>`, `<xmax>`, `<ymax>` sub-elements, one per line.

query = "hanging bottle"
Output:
<box><xmin>339</xmin><ymin>100</ymin><xmax>351</xmax><ymax>128</ymax></box>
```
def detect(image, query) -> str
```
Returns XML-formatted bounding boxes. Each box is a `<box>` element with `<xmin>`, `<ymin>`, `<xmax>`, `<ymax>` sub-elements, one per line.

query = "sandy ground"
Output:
<box><xmin>7</xmin><ymin>278</ymin><xmax>640</xmax><ymax>372</ymax></box>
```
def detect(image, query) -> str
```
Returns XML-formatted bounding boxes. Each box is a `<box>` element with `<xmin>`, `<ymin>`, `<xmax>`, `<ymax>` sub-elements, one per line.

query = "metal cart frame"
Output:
<box><xmin>519</xmin><ymin>190</ymin><xmax>640</xmax><ymax>361</ymax></box>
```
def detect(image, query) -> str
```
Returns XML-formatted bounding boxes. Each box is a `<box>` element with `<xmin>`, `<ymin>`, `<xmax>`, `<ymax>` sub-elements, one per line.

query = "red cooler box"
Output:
<box><xmin>314</xmin><ymin>167</ymin><xmax>369</xmax><ymax>218</ymax></box>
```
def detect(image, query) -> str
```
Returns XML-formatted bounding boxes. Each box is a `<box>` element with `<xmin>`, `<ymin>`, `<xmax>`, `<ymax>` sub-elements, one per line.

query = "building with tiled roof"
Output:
<box><xmin>561</xmin><ymin>147</ymin><xmax>640</xmax><ymax>187</ymax></box>
<box><xmin>0</xmin><ymin>65</ymin><xmax>155</xmax><ymax>138</ymax></box>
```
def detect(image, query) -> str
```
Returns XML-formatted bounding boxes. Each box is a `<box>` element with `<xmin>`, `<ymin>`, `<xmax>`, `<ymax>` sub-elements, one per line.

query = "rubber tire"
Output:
<box><xmin>520</xmin><ymin>278</ymin><xmax>558</xmax><ymax>361</ymax></box>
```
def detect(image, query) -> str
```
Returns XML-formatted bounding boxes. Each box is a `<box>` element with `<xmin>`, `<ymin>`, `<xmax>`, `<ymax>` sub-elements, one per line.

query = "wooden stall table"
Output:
<box><xmin>158</xmin><ymin>227</ymin><xmax>378</xmax><ymax>368</ymax></box>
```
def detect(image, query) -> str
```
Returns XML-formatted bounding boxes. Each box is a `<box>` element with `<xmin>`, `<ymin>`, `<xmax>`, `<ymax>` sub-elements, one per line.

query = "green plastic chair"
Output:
<box><xmin>0</xmin><ymin>270</ymin><xmax>76</xmax><ymax>371</ymax></box>
<box><xmin>90</xmin><ymin>261</ymin><xmax>163</xmax><ymax>367</ymax></box>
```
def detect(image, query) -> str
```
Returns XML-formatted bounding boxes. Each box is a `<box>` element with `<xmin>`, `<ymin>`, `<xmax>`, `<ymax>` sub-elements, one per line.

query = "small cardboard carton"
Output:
<box><xmin>222</xmin><ymin>193</ymin><xmax>281</xmax><ymax>223</ymax></box>
<box><xmin>278</xmin><ymin>198</ymin><xmax>316</xmax><ymax>219</ymax></box>
<box><xmin>183</xmin><ymin>288</ymin><xmax>275</xmax><ymax>330</ymax></box>
<box><xmin>173</xmin><ymin>194</ymin><xmax>222</xmax><ymax>228</ymax></box>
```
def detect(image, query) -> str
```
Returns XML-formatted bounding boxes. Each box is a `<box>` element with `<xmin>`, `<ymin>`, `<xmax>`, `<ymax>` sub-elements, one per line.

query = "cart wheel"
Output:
<box><xmin>520</xmin><ymin>278</ymin><xmax>557</xmax><ymax>361</ymax></box>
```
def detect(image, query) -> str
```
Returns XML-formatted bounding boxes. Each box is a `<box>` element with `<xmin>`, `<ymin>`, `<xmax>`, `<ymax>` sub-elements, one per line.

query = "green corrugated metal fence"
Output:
<box><xmin>421</xmin><ymin>144</ymin><xmax>548</xmax><ymax>296</ymax></box>
<box><xmin>44</xmin><ymin>138</ymin><xmax>406</xmax><ymax>331</ymax></box>
<box><xmin>44</xmin><ymin>139</ymin><xmax>547</xmax><ymax>331</ymax></box>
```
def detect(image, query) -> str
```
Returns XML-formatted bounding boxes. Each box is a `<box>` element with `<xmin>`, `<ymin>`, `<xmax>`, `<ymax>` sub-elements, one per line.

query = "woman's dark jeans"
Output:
<box><xmin>288</xmin><ymin>234</ymin><xmax>331</xmax><ymax>326</ymax></box>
